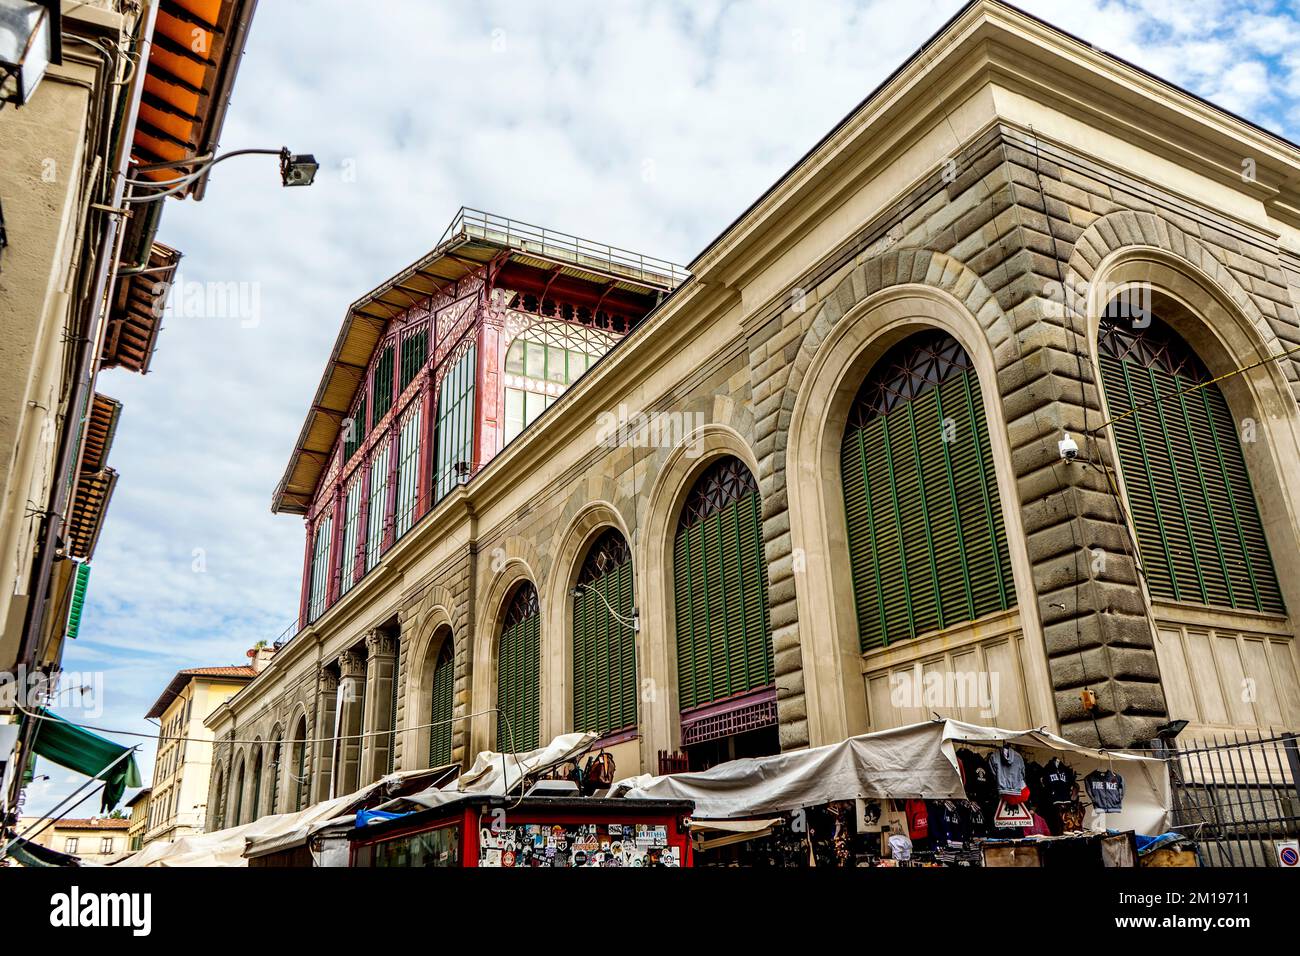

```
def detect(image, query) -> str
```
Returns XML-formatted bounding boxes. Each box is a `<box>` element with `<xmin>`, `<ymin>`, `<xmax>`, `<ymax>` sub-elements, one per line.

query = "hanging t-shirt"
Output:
<box><xmin>957</xmin><ymin>748</ymin><xmax>998</xmax><ymax>805</ymax></box>
<box><xmin>987</xmin><ymin>745</ymin><xmax>1027</xmax><ymax>796</ymax></box>
<box><xmin>929</xmin><ymin>800</ymin><xmax>972</xmax><ymax>849</ymax></box>
<box><xmin>1041</xmin><ymin>757</ymin><xmax>1077</xmax><ymax>805</ymax></box>
<box><xmin>1085</xmin><ymin>769</ymin><xmax>1125</xmax><ymax>812</ymax></box>
<box><xmin>905</xmin><ymin>799</ymin><xmax>929</xmax><ymax>839</ymax></box>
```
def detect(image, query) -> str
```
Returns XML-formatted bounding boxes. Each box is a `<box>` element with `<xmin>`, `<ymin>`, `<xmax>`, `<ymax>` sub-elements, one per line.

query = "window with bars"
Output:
<box><xmin>366</xmin><ymin>441</ymin><xmax>391</xmax><ymax>571</ymax></box>
<box><xmin>307</xmin><ymin>515</ymin><xmax>333</xmax><ymax>623</ymax></box>
<box><xmin>573</xmin><ymin>529</ymin><xmax>636</xmax><ymax>737</ymax></box>
<box><xmin>371</xmin><ymin>344</ymin><xmax>395</xmax><ymax>428</ymax></box>
<box><xmin>672</xmin><ymin>457</ymin><xmax>774</xmax><ymax>711</ymax></box>
<box><xmin>429</xmin><ymin>640</ymin><xmax>454</xmax><ymax>766</ymax></box>
<box><xmin>841</xmin><ymin>331</ymin><xmax>1013</xmax><ymax>652</ymax></box>
<box><xmin>503</xmin><ymin>321</ymin><xmax>615</xmax><ymax>443</ymax></box>
<box><xmin>1098</xmin><ymin>315</ymin><xmax>1284</xmax><ymax>613</ymax></box>
<box><xmin>395</xmin><ymin>405</ymin><xmax>422</xmax><ymax>539</ymax></box>
<box><xmin>401</xmin><ymin>327</ymin><xmax>430</xmax><ymax>391</ymax></box>
<box><xmin>496</xmin><ymin>582</ymin><xmax>540</xmax><ymax>752</ymax></box>
<box><xmin>339</xmin><ymin>479</ymin><xmax>362</xmax><ymax>595</ymax></box>
<box><xmin>344</xmin><ymin>394</ymin><xmax>366</xmax><ymax>462</ymax></box>
<box><xmin>435</xmin><ymin>343</ymin><xmax>476</xmax><ymax>501</ymax></box>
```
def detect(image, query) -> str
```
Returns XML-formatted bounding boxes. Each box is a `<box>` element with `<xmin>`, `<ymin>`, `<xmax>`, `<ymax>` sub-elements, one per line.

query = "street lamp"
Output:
<box><xmin>0</xmin><ymin>0</ymin><xmax>58</xmax><ymax>108</ymax></box>
<box><xmin>125</xmin><ymin>147</ymin><xmax>319</xmax><ymax>202</ymax></box>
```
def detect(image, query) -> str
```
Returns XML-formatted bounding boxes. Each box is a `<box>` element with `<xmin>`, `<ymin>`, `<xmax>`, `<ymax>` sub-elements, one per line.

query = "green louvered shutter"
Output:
<box><xmin>65</xmin><ymin>562</ymin><xmax>91</xmax><ymax>641</ymax></box>
<box><xmin>672</xmin><ymin>458</ymin><xmax>774</xmax><ymax>711</ymax></box>
<box><xmin>573</xmin><ymin>530</ymin><xmax>636</xmax><ymax>736</ymax></box>
<box><xmin>496</xmin><ymin>584</ymin><xmax>540</xmax><ymax>752</ymax></box>
<box><xmin>386</xmin><ymin>643</ymin><xmax>400</xmax><ymax>774</ymax></box>
<box><xmin>1098</xmin><ymin>317</ymin><xmax>1283</xmax><ymax>613</ymax></box>
<box><xmin>841</xmin><ymin>332</ymin><xmax>1013</xmax><ymax>651</ymax></box>
<box><xmin>429</xmin><ymin>642</ymin><xmax>454</xmax><ymax>766</ymax></box>
<box><xmin>294</xmin><ymin>721</ymin><xmax>308</xmax><ymax>811</ymax></box>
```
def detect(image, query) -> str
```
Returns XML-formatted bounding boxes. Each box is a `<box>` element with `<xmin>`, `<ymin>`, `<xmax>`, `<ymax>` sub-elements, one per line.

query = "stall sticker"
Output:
<box><xmin>477</xmin><ymin>820</ymin><xmax>676</xmax><ymax>867</ymax></box>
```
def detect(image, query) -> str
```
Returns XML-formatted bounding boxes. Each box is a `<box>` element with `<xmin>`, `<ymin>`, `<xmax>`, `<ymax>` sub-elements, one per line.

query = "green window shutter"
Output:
<box><xmin>572</xmin><ymin>531</ymin><xmax>636</xmax><ymax>736</ymax></box>
<box><xmin>400</xmin><ymin>327</ymin><xmax>430</xmax><ymax>392</ymax></box>
<box><xmin>387</xmin><ymin>644</ymin><xmax>400</xmax><ymax>774</ymax></box>
<box><xmin>294</xmin><ymin>723</ymin><xmax>308</xmax><ymax>811</ymax></box>
<box><xmin>496</xmin><ymin>584</ymin><xmax>540</xmax><ymax>752</ymax></box>
<box><xmin>840</xmin><ymin>332</ymin><xmax>1013</xmax><ymax>652</ymax></box>
<box><xmin>1098</xmin><ymin>317</ymin><xmax>1284</xmax><ymax>613</ymax></box>
<box><xmin>429</xmin><ymin>642</ymin><xmax>454</xmax><ymax>766</ymax></box>
<box><xmin>672</xmin><ymin>458</ymin><xmax>774</xmax><ymax>711</ymax></box>
<box><xmin>65</xmin><ymin>562</ymin><xmax>91</xmax><ymax>641</ymax></box>
<box><xmin>270</xmin><ymin>740</ymin><xmax>281</xmax><ymax>814</ymax></box>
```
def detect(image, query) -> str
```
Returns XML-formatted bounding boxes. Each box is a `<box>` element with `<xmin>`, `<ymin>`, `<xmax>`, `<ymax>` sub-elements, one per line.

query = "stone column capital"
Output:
<box><xmin>365</xmin><ymin>629</ymin><xmax>398</xmax><ymax>659</ymax></box>
<box><xmin>339</xmin><ymin>648</ymin><xmax>367</xmax><ymax>681</ymax></box>
<box><xmin>318</xmin><ymin>666</ymin><xmax>339</xmax><ymax>692</ymax></box>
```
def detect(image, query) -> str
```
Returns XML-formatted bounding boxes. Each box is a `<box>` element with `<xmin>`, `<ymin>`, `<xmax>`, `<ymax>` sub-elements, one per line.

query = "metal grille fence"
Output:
<box><xmin>1160</xmin><ymin>730</ymin><xmax>1300</xmax><ymax>867</ymax></box>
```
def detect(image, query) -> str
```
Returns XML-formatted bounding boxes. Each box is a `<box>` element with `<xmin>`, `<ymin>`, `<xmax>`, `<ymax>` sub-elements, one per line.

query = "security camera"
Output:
<box><xmin>279</xmin><ymin>149</ymin><xmax>319</xmax><ymax>187</ymax></box>
<box><xmin>1058</xmin><ymin>431</ymin><xmax>1079</xmax><ymax>461</ymax></box>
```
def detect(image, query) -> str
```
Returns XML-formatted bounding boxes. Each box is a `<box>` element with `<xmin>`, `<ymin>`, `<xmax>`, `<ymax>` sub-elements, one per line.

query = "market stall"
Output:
<box><xmin>613</xmin><ymin>718</ymin><xmax>1174</xmax><ymax>867</ymax></box>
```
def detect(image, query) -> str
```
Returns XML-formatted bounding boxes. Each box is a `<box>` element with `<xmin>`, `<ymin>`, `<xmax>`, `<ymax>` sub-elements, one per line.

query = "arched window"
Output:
<box><xmin>673</xmin><ymin>457</ymin><xmax>774</xmax><ymax>713</ymax></box>
<box><xmin>503</xmin><ymin>322</ymin><xmax>615</xmax><ymax>443</ymax></box>
<box><xmin>291</xmin><ymin>717</ymin><xmax>309</xmax><ymax>812</ymax></box>
<box><xmin>212</xmin><ymin>765</ymin><xmax>226</xmax><ymax>830</ymax></box>
<box><xmin>232</xmin><ymin>757</ymin><xmax>245</xmax><ymax>826</ymax></box>
<box><xmin>1098</xmin><ymin>314</ymin><xmax>1283</xmax><ymax>611</ymax></box>
<box><xmin>250</xmin><ymin>747</ymin><xmax>263</xmax><ymax>822</ymax></box>
<box><xmin>269</xmin><ymin>733</ymin><xmax>283</xmax><ymax>815</ymax></box>
<box><xmin>841</xmin><ymin>331</ymin><xmax>1013</xmax><ymax>651</ymax></box>
<box><xmin>573</xmin><ymin>529</ymin><xmax>636</xmax><ymax>737</ymax></box>
<box><xmin>428</xmin><ymin>640</ymin><xmax>454</xmax><ymax>766</ymax></box>
<box><xmin>496</xmin><ymin>582</ymin><xmax>540</xmax><ymax>752</ymax></box>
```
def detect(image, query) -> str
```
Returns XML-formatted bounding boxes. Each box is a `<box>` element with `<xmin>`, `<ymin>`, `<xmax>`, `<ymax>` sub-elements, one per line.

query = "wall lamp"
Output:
<box><xmin>0</xmin><ymin>0</ymin><xmax>59</xmax><ymax>108</ymax></box>
<box><xmin>571</xmin><ymin>583</ymin><xmax>640</xmax><ymax>632</ymax></box>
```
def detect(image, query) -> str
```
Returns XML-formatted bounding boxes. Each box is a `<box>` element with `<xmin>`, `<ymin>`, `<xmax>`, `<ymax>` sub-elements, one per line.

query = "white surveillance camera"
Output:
<box><xmin>1058</xmin><ymin>431</ymin><xmax>1079</xmax><ymax>461</ymax></box>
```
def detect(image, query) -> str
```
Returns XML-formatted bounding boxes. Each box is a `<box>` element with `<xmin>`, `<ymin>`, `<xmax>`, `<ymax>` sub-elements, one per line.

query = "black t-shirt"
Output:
<box><xmin>1042</xmin><ymin>757</ymin><xmax>1076</xmax><ymax>804</ymax></box>
<box><xmin>929</xmin><ymin>800</ymin><xmax>972</xmax><ymax>848</ymax></box>
<box><xmin>957</xmin><ymin>748</ymin><xmax>998</xmax><ymax>805</ymax></box>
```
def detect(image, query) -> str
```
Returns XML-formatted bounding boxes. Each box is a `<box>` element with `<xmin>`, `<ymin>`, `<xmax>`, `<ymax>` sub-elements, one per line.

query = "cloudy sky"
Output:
<box><xmin>29</xmin><ymin>0</ymin><xmax>1300</xmax><ymax>816</ymax></box>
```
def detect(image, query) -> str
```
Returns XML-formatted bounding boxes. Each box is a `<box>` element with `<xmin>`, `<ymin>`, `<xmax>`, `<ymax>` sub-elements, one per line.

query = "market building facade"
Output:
<box><xmin>206</xmin><ymin>0</ymin><xmax>1300</xmax><ymax>829</ymax></box>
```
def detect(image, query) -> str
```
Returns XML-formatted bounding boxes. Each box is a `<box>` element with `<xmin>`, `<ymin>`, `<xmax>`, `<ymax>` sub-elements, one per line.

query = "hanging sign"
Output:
<box><xmin>993</xmin><ymin>798</ymin><xmax>1034</xmax><ymax>829</ymax></box>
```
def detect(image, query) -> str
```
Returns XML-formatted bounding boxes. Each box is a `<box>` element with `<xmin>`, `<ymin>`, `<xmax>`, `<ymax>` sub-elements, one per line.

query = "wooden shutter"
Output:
<box><xmin>841</xmin><ymin>332</ymin><xmax>1012</xmax><ymax>651</ymax></box>
<box><xmin>429</xmin><ymin>642</ymin><xmax>454</xmax><ymax>766</ymax></box>
<box><xmin>496</xmin><ymin>584</ymin><xmax>540</xmax><ymax>751</ymax></box>
<box><xmin>672</xmin><ymin>458</ymin><xmax>774</xmax><ymax>711</ymax></box>
<box><xmin>573</xmin><ymin>530</ymin><xmax>637</xmax><ymax>736</ymax></box>
<box><xmin>1098</xmin><ymin>317</ymin><xmax>1283</xmax><ymax>613</ymax></box>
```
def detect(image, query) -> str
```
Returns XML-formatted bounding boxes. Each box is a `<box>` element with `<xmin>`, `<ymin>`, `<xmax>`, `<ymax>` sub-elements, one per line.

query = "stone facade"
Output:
<box><xmin>204</xmin><ymin>1</ymin><xmax>1300</xmax><ymax>823</ymax></box>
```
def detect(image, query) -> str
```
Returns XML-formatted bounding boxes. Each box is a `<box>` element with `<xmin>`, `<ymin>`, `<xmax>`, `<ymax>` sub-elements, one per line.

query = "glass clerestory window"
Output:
<box><xmin>435</xmin><ymin>343</ymin><xmax>476</xmax><ymax>502</ymax></box>
<box><xmin>308</xmin><ymin>514</ymin><xmax>333</xmax><ymax>622</ymax></box>
<box><xmin>503</xmin><ymin>322</ymin><xmax>615</xmax><ymax>444</ymax></box>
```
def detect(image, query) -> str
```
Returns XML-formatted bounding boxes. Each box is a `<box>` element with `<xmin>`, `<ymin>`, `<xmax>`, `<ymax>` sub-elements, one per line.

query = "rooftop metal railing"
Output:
<box><xmin>440</xmin><ymin>207</ymin><xmax>690</xmax><ymax>290</ymax></box>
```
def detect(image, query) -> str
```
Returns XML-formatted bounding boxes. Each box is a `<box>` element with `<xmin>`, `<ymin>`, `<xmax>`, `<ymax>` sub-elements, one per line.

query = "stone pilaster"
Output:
<box><xmin>336</xmin><ymin>648</ymin><xmax>367</xmax><ymax>795</ymax></box>
<box><xmin>310</xmin><ymin>666</ymin><xmax>338</xmax><ymax>804</ymax></box>
<box><xmin>360</xmin><ymin>629</ymin><xmax>398</xmax><ymax>784</ymax></box>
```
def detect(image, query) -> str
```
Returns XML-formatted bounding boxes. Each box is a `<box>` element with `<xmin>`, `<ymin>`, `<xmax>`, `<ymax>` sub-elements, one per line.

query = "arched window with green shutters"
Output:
<box><xmin>672</xmin><ymin>457</ymin><xmax>774</xmax><ymax>711</ymax></box>
<box><xmin>573</xmin><ymin>529</ymin><xmax>636</xmax><ymax>736</ymax></box>
<box><xmin>1098</xmin><ymin>314</ymin><xmax>1283</xmax><ymax>613</ymax></box>
<box><xmin>291</xmin><ymin>717</ymin><xmax>308</xmax><ymax>812</ymax></box>
<box><xmin>269</xmin><ymin>733</ymin><xmax>282</xmax><ymax>814</ymax></box>
<box><xmin>841</xmin><ymin>331</ymin><xmax>1013</xmax><ymax>652</ymax></box>
<box><xmin>496</xmin><ymin>583</ymin><xmax>540</xmax><ymax>752</ymax></box>
<box><xmin>428</xmin><ymin>640</ymin><xmax>454</xmax><ymax>766</ymax></box>
<box><xmin>250</xmin><ymin>747</ymin><xmax>263</xmax><ymax>822</ymax></box>
<box><xmin>232</xmin><ymin>758</ymin><xmax>244</xmax><ymax>826</ymax></box>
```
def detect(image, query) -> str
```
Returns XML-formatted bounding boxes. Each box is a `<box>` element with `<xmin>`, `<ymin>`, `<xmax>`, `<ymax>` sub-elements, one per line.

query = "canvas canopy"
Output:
<box><xmin>405</xmin><ymin>731</ymin><xmax>599</xmax><ymax>810</ymax></box>
<box><xmin>117</xmin><ymin>767</ymin><xmax>450</xmax><ymax>867</ymax></box>
<box><xmin>30</xmin><ymin>709</ymin><xmax>141</xmax><ymax>812</ymax></box>
<box><xmin>614</xmin><ymin>719</ymin><xmax>1172</xmax><ymax>836</ymax></box>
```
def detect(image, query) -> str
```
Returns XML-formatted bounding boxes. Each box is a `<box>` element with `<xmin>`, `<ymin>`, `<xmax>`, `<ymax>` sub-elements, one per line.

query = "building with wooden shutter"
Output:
<box><xmin>204</xmin><ymin>0</ymin><xmax>1300</xmax><ymax>812</ymax></box>
<box><xmin>1</xmin><ymin>1</ymin><xmax>261</xmax><ymax>814</ymax></box>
